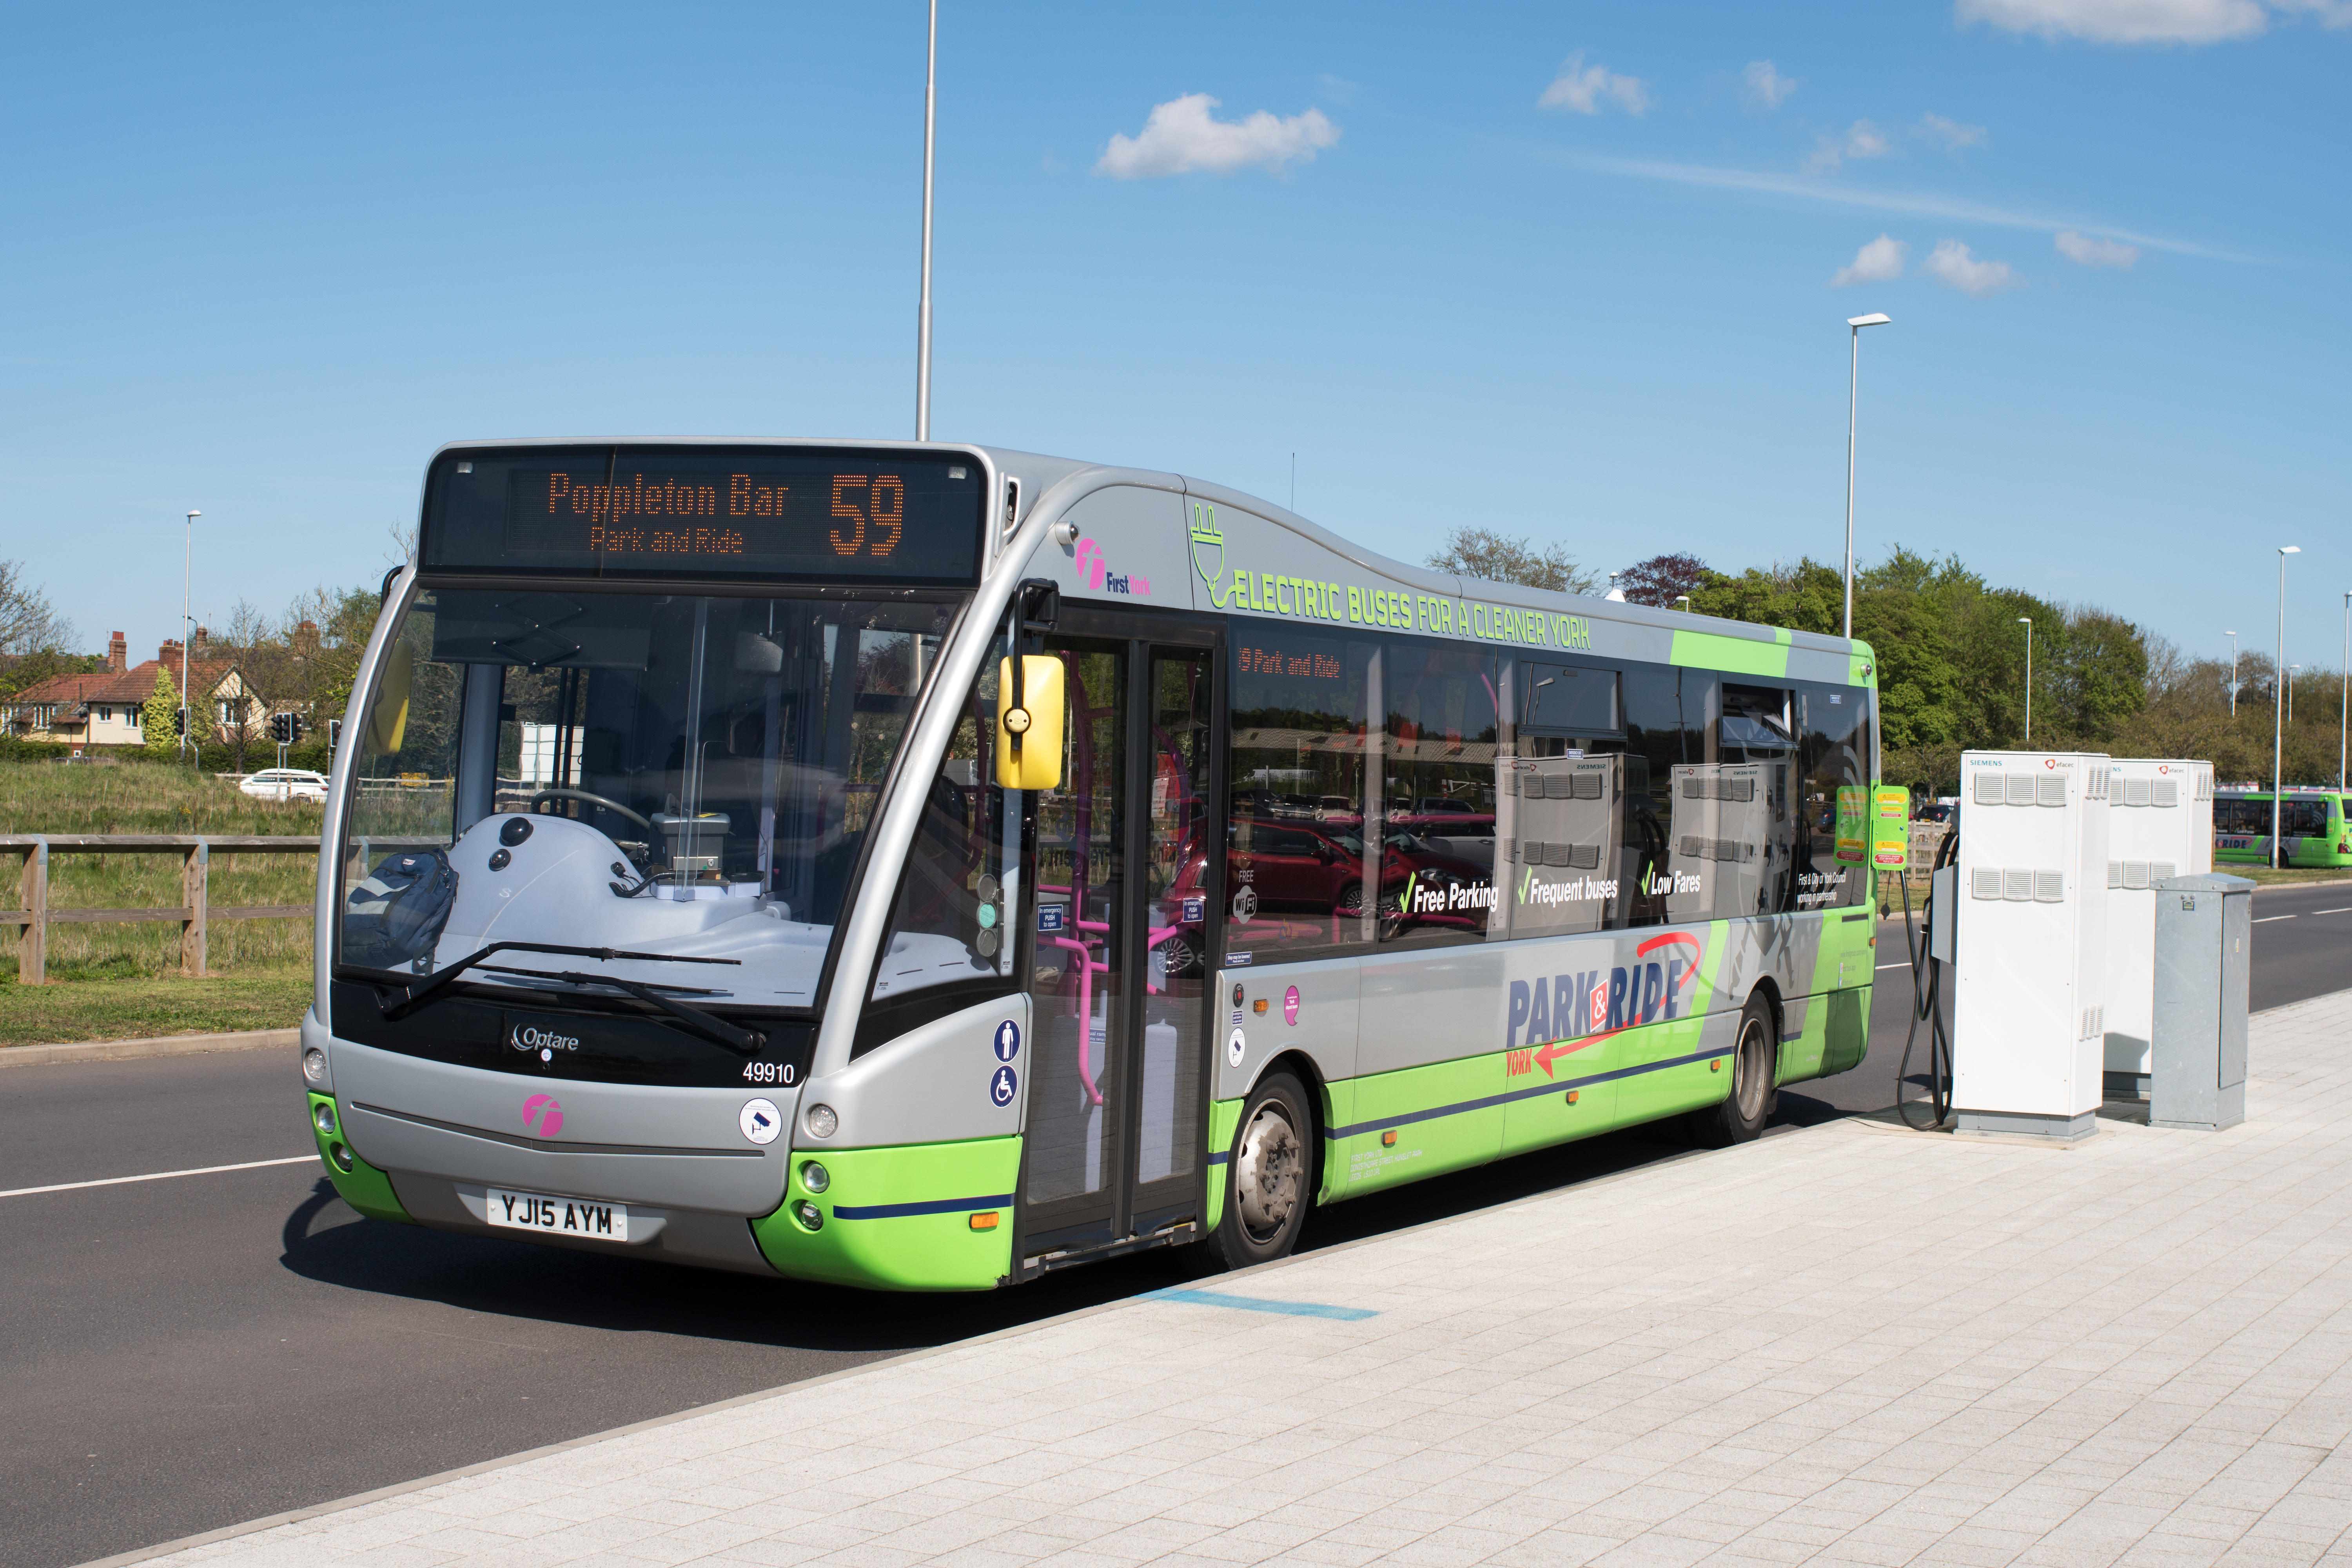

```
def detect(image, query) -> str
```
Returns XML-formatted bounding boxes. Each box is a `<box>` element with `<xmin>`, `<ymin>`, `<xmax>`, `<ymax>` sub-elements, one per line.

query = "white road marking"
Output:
<box><xmin>2312</xmin><ymin>907</ymin><xmax>2352</xmax><ymax>915</ymax></box>
<box><xmin>1876</xmin><ymin>962</ymin><xmax>1912</xmax><ymax>971</ymax></box>
<box><xmin>2254</xmin><ymin>915</ymin><xmax>2297</xmax><ymax>924</ymax></box>
<box><xmin>0</xmin><ymin>1154</ymin><xmax>316</xmax><ymax>1201</ymax></box>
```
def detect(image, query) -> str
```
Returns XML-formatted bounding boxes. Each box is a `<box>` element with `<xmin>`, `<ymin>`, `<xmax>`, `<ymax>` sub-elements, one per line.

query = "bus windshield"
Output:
<box><xmin>338</xmin><ymin>586</ymin><xmax>961</xmax><ymax>1011</ymax></box>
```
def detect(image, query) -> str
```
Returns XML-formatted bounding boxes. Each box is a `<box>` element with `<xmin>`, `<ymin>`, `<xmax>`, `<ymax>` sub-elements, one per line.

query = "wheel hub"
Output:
<box><xmin>1235</xmin><ymin>1105</ymin><xmax>1302</xmax><ymax>1240</ymax></box>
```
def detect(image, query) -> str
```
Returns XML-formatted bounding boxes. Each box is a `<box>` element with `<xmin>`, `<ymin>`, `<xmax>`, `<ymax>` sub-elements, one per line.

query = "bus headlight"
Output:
<box><xmin>794</xmin><ymin>1200</ymin><xmax>824</xmax><ymax>1230</ymax></box>
<box><xmin>312</xmin><ymin>1102</ymin><xmax>337</xmax><ymax>1135</ymax></box>
<box><xmin>329</xmin><ymin>1142</ymin><xmax>354</xmax><ymax>1173</ymax></box>
<box><xmin>804</xmin><ymin>1103</ymin><xmax>838</xmax><ymax>1140</ymax></box>
<box><xmin>800</xmin><ymin>1161</ymin><xmax>830</xmax><ymax>1193</ymax></box>
<box><xmin>302</xmin><ymin>1047</ymin><xmax>328</xmax><ymax>1085</ymax></box>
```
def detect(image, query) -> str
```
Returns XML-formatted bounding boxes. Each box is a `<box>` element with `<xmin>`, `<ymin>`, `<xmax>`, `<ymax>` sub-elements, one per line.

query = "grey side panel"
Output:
<box><xmin>392</xmin><ymin>1174</ymin><xmax>779</xmax><ymax>1276</ymax></box>
<box><xmin>1214</xmin><ymin>958</ymin><xmax>1361</xmax><ymax>1101</ymax></box>
<box><xmin>1014</xmin><ymin>484</ymin><xmax>1192</xmax><ymax>617</ymax></box>
<box><xmin>334</xmin><ymin>1040</ymin><xmax>787</xmax><ymax>1216</ymax></box>
<box><xmin>1360</xmin><ymin>943</ymin><xmax>1509</xmax><ymax>1077</ymax></box>
<box><xmin>797</xmin><ymin>994</ymin><xmax>1031</xmax><ymax>1152</ymax></box>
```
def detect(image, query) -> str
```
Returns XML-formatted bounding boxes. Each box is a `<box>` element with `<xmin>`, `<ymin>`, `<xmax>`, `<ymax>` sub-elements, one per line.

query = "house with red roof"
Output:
<box><xmin>1</xmin><ymin>631</ymin><xmax>263</xmax><ymax>750</ymax></box>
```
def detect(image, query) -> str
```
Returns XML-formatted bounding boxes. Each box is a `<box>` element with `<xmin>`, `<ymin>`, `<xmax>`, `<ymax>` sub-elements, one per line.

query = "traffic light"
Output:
<box><xmin>172</xmin><ymin>707</ymin><xmax>186</xmax><ymax>737</ymax></box>
<box><xmin>270</xmin><ymin>712</ymin><xmax>301</xmax><ymax>745</ymax></box>
<box><xmin>327</xmin><ymin>717</ymin><xmax>342</xmax><ymax>752</ymax></box>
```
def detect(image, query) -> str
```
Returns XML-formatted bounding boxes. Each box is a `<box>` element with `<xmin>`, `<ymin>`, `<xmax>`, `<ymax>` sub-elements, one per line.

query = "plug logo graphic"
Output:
<box><xmin>522</xmin><ymin>1093</ymin><xmax>564</xmax><ymax>1138</ymax></box>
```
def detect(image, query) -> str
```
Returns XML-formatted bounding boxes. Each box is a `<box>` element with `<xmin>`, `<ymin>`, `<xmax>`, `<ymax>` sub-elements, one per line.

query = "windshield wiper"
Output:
<box><xmin>381</xmin><ymin>942</ymin><xmax>739</xmax><ymax>1022</ymax></box>
<box><xmin>480</xmin><ymin>966</ymin><xmax>767</xmax><ymax>1058</ymax></box>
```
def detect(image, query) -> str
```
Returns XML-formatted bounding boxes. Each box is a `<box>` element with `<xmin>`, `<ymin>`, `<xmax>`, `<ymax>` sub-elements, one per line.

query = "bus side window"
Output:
<box><xmin>1619</xmin><ymin>666</ymin><xmax>1707</xmax><ymax>930</ymax></box>
<box><xmin>1795</xmin><ymin>682</ymin><xmax>1871</xmax><ymax>911</ymax></box>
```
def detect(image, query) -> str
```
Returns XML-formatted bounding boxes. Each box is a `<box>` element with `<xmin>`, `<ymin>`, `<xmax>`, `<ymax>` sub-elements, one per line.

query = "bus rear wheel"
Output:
<box><xmin>1688</xmin><ymin>992</ymin><xmax>1775</xmax><ymax>1148</ymax></box>
<box><xmin>1205</xmin><ymin>1070</ymin><xmax>1312</xmax><ymax>1271</ymax></box>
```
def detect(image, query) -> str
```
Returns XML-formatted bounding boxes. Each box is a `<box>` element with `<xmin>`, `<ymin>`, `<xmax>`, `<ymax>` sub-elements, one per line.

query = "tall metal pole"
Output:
<box><xmin>2275</xmin><ymin>546</ymin><xmax>2299</xmax><ymax>868</ymax></box>
<box><xmin>2019</xmin><ymin>617</ymin><xmax>2033</xmax><ymax>744</ymax></box>
<box><xmin>181</xmin><ymin>510</ymin><xmax>199</xmax><ymax>762</ymax></box>
<box><xmin>2341</xmin><ymin>594</ymin><xmax>2348</xmax><ymax>792</ymax></box>
<box><xmin>2227</xmin><ymin>630</ymin><xmax>2238</xmax><ymax>716</ymax></box>
<box><xmin>1844</xmin><ymin>328</ymin><xmax>1858</xmax><ymax>640</ymax></box>
<box><xmin>1840</xmin><ymin>313</ymin><xmax>1889</xmax><ymax>639</ymax></box>
<box><xmin>914</xmin><ymin>0</ymin><xmax>938</xmax><ymax>442</ymax></box>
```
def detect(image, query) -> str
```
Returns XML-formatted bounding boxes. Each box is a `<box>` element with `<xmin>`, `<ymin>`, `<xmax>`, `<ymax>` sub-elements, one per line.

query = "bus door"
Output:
<box><xmin>1020</xmin><ymin>622</ymin><xmax>1220</xmax><ymax>1260</ymax></box>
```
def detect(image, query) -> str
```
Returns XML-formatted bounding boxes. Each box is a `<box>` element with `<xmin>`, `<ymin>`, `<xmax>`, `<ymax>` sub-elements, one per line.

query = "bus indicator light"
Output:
<box><xmin>1565</xmin><ymin>1090</ymin><xmax>1580</xmax><ymax>1105</ymax></box>
<box><xmin>1381</xmin><ymin>1131</ymin><xmax>1397</xmax><ymax>1147</ymax></box>
<box><xmin>969</xmin><ymin>1212</ymin><xmax>1000</xmax><ymax>1231</ymax></box>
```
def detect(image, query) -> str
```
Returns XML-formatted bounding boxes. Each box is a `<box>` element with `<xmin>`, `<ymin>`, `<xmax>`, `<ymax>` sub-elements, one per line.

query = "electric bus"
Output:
<box><xmin>303</xmin><ymin>440</ymin><xmax>1892</xmax><ymax>1290</ymax></box>
<box><xmin>2213</xmin><ymin>789</ymin><xmax>2352</xmax><ymax>868</ymax></box>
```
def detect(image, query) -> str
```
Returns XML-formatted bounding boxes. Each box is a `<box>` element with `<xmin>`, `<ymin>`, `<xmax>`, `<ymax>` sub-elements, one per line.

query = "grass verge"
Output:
<box><xmin>2232</xmin><ymin>867</ymin><xmax>2352</xmax><ymax>886</ymax></box>
<box><xmin>0</xmin><ymin>971</ymin><xmax>313</xmax><ymax>1047</ymax></box>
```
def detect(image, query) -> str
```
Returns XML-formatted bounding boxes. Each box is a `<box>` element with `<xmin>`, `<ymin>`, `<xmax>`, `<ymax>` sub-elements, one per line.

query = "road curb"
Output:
<box><xmin>0</xmin><ymin>1027</ymin><xmax>298</xmax><ymax>1070</ymax></box>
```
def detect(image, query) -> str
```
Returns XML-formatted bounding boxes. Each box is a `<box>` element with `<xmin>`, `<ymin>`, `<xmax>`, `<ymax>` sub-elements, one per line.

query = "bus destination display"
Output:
<box><xmin>421</xmin><ymin>448</ymin><xmax>984</xmax><ymax>582</ymax></box>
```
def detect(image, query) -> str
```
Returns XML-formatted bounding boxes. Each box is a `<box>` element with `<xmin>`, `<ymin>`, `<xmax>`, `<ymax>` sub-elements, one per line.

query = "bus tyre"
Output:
<box><xmin>1688</xmin><ymin>993</ymin><xmax>1775</xmax><ymax>1149</ymax></box>
<box><xmin>1207</xmin><ymin>1070</ymin><xmax>1312</xmax><ymax>1272</ymax></box>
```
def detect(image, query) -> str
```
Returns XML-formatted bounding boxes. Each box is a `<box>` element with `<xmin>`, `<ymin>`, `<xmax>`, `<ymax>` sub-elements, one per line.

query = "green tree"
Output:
<box><xmin>1427</xmin><ymin>528</ymin><xmax>1598</xmax><ymax>594</ymax></box>
<box><xmin>141</xmin><ymin>665</ymin><xmax>181</xmax><ymax>752</ymax></box>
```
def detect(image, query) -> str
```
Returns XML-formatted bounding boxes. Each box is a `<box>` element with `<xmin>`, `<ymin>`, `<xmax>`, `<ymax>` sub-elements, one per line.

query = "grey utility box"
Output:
<box><xmin>2149</xmin><ymin>873</ymin><xmax>2253</xmax><ymax>1131</ymax></box>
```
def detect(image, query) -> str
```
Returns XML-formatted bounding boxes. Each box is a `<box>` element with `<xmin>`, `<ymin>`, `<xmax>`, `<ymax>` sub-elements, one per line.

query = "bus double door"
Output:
<box><xmin>1020</xmin><ymin>619</ymin><xmax>1220</xmax><ymax>1258</ymax></box>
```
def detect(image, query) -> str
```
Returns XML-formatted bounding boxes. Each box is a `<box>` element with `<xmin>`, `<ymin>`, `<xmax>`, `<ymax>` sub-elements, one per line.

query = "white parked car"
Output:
<box><xmin>240</xmin><ymin>768</ymin><xmax>329</xmax><ymax>802</ymax></box>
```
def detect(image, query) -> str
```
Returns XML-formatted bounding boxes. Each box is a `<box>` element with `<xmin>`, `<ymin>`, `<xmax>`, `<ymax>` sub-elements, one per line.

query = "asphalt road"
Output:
<box><xmin>3</xmin><ymin>890</ymin><xmax>2338</xmax><ymax>1568</ymax></box>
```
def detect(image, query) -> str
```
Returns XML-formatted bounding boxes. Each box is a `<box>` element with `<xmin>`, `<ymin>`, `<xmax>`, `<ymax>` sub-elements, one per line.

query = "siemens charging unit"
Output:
<box><xmin>1951</xmin><ymin>751</ymin><xmax>2112</xmax><ymax>1141</ymax></box>
<box><xmin>2103</xmin><ymin>760</ymin><xmax>2215</xmax><ymax>1099</ymax></box>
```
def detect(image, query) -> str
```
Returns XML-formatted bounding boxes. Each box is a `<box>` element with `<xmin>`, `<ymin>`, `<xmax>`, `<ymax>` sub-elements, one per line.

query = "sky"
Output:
<box><xmin>3</xmin><ymin>1</ymin><xmax>2347</xmax><ymax>674</ymax></box>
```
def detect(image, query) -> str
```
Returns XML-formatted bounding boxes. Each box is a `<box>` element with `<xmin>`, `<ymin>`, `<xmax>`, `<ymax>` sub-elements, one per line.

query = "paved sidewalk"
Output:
<box><xmin>138</xmin><ymin>995</ymin><xmax>2352</xmax><ymax>1568</ymax></box>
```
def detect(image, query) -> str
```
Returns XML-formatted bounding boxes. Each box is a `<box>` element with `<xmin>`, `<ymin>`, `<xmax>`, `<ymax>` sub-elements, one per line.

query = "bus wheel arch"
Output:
<box><xmin>1207</xmin><ymin>1053</ymin><xmax>1320</xmax><ymax>1272</ymax></box>
<box><xmin>1687</xmin><ymin>985</ymin><xmax>1778</xmax><ymax>1148</ymax></box>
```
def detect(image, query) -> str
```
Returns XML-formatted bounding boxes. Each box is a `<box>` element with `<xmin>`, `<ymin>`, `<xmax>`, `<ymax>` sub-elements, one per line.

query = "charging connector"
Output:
<box><xmin>1896</xmin><ymin>823</ymin><xmax>1958</xmax><ymax>1129</ymax></box>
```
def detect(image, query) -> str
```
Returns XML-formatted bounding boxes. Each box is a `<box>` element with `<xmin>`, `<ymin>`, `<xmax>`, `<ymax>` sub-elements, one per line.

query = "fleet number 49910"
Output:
<box><xmin>742</xmin><ymin>1061</ymin><xmax>797</xmax><ymax>1086</ymax></box>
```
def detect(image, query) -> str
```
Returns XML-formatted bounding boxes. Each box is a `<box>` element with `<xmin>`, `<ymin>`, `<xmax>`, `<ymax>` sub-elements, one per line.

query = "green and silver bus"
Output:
<box><xmin>303</xmin><ymin>440</ymin><xmax>1895</xmax><ymax>1290</ymax></box>
<box><xmin>2214</xmin><ymin>789</ymin><xmax>2352</xmax><ymax>867</ymax></box>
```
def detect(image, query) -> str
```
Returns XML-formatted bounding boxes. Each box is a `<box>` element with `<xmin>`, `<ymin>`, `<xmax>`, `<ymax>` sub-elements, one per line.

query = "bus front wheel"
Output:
<box><xmin>1206</xmin><ymin>1070</ymin><xmax>1312</xmax><ymax>1271</ymax></box>
<box><xmin>1687</xmin><ymin>992</ymin><xmax>1775</xmax><ymax>1148</ymax></box>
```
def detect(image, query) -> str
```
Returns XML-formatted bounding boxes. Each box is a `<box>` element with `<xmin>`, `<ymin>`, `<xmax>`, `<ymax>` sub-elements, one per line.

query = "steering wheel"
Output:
<box><xmin>528</xmin><ymin>789</ymin><xmax>657</xmax><ymax>838</ymax></box>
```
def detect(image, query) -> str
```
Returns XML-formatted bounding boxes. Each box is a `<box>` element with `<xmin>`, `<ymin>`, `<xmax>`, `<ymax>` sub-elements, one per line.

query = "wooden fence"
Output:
<box><xmin>0</xmin><ymin>833</ymin><xmax>432</xmax><ymax>985</ymax></box>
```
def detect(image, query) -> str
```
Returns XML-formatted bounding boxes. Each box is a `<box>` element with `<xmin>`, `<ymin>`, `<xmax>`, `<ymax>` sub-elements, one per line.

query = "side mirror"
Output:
<box><xmin>995</xmin><ymin>655</ymin><xmax>1065</xmax><ymax>790</ymax></box>
<box><xmin>1871</xmin><ymin>786</ymin><xmax>1911</xmax><ymax>870</ymax></box>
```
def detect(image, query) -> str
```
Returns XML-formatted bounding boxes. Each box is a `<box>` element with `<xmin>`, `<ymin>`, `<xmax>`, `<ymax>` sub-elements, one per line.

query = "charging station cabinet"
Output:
<box><xmin>2103</xmin><ymin>760</ymin><xmax>2215</xmax><ymax>1099</ymax></box>
<box><xmin>1953</xmin><ymin>751</ymin><xmax>2112</xmax><ymax>1140</ymax></box>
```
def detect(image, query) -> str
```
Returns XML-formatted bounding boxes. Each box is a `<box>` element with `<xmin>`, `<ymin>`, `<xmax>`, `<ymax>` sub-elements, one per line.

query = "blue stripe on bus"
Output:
<box><xmin>1321</xmin><ymin>1049</ymin><xmax>1724</xmax><ymax>1141</ymax></box>
<box><xmin>829</xmin><ymin>1194</ymin><xmax>1013</xmax><ymax>1220</ymax></box>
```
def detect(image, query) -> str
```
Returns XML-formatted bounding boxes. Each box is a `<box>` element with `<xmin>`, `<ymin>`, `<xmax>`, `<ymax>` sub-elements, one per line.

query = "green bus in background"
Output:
<box><xmin>2214</xmin><ymin>789</ymin><xmax>2352</xmax><ymax>867</ymax></box>
<box><xmin>303</xmin><ymin>438</ymin><xmax>1905</xmax><ymax>1292</ymax></box>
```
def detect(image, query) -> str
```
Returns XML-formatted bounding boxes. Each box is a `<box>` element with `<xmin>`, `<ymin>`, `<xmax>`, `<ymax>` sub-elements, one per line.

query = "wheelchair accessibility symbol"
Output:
<box><xmin>990</xmin><ymin>1065</ymin><xmax>1018</xmax><ymax>1108</ymax></box>
<box><xmin>993</xmin><ymin>1020</ymin><xmax>1021</xmax><ymax>1062</ymax></box>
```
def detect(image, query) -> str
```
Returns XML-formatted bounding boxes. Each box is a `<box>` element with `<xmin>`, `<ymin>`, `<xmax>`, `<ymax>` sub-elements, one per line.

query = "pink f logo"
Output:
<box><xmin>523</xmin><ymin>1094</ymin><xmax>564</xmax><ymax>1138</ymax></box>
<box><xmin>1074</xmin><ymin>538</ymin><xmax>1107</xmax><ymax>589</ymax></box>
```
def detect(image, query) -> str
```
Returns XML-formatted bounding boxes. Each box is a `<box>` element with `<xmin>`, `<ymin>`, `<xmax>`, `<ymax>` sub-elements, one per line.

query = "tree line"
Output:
<box><xmin>1429</xmin><ymin>530</ymin><xmax>2344</xmax><ymax>795</ymax></box>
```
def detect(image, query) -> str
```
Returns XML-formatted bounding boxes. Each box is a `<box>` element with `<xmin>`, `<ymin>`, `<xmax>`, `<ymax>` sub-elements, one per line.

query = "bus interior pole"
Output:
<box><xmin>914</xmin><ymin>0</ymin><xmax>937</xmax><ymax>443</ymax></box>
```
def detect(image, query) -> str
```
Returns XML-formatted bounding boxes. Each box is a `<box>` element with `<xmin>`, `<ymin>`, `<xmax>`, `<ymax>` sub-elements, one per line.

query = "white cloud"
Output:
<box><xmin>1922</xmin><ymin>238</ymin><xmax>2020</xmax><ymax>295</ymax></box>
<box><xmin>1919</xmin><ymin>112</ymin><xmax>1989</xmax><ymax>150</ymax></box>
<box><xmin>1805</xmin><ymin>120</ymin><xmax>1895</xmax><ymax>174</ymax></box>
<box><xmin>1743</xmin><ymin>60</ymin><xmax>1798</xmax><ymax>107</ymax></box>
<box><xmin>1956</xmin><ymin>0</ymin><xmax>2268</xmax><ymax>42</ymax></box>
<box><xmin>1539</xmin><ymin>52</ymin><xmax>1650</xmax><ymax>115</ymax></box>
<box><xmin>1833</xmin><ymin>234</ymin><xmax>1910</xmax><ymax>287</ymax></box>
<box><xmin>1094</xmin><ymin>94</ymin><xmax>1339</xmax><ymax>179</ymax></box>
<box><xmin>2056</xmin><ymin>230</ymin><xmax>2142</xmax><ymax>267</ymax></box>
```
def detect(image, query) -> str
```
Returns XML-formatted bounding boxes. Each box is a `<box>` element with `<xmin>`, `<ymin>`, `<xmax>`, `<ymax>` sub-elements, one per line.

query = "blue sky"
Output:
<box><xmin>3</xmin><ymin>1</ymin><xmax>2346</xmax><ymax>671</ymax></box>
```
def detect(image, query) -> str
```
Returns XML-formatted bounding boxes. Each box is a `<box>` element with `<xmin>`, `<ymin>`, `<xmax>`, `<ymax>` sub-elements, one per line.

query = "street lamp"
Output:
<box><xmin>2018</xmin><ymin>616</ymin><xmax>2033</xmax><ymax>743</ymax></box>
<box><xmin>2227</xmin><ymin>630</ymin><xmax>2239</xmax><ymax>716</ymax></box>
<box><xmin>2274</xmin><ymin>546</ymin><xmax>2300</xmax><ymax>869</ymax></box>
<box><xmin>913</xmin><ymin>0</ymin><xmax>938</xmax><ymax>441</ymax></box>
<box><xmin>1842</xmin><ymin>312</ymin><xmax>1892</xmax><ymax>640</ymax></box>
<box><xmin>2341</xmin><ymin>594</ymin><xmax>2348</xmax><ymax>791</ymax></box>
<box><xmin>181</xmin><ymin>509</ymin><xmax>200</xmax><ymax>762</ymax></box>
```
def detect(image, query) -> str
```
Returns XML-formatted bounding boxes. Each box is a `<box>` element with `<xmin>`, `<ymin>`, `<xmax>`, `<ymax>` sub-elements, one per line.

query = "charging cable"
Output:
<box><xmin>1895</xmin><ymin>822</ymin><xmax>1958</xmax><ymax>1129</ymax></box>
